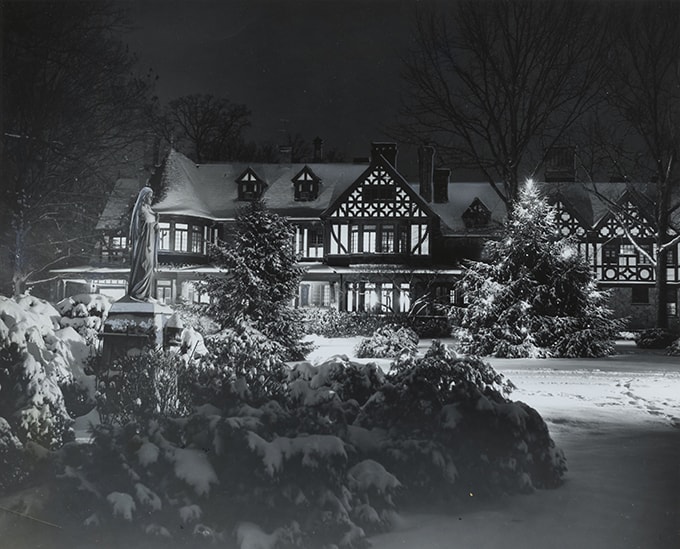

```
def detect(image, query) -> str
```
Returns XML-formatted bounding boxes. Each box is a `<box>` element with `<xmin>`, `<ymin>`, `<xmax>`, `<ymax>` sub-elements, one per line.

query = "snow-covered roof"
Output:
<box><xmin>96</xmin><ymin>178</ymin><xmax>141</xmax><ymax>231</ymax></box>
<box><xmin>151</xmin><ymin>149</ymin><xmax>369</xmax><ymax>220</ymax></box>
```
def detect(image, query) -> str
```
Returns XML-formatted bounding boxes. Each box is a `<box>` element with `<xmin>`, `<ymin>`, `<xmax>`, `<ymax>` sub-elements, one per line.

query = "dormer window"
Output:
<box><xmin>236</xmin><ymin>167</ymin><xmax>265</xmax><ymax>201</ymax></box>
<box><xmin>462</xmin><ymin>197</ymin><xmax>492</xmax><ymax>229</ymax></box>
<box><xmin>293</xmin><ymin>166</ymin><xmax>321</xmax><ymax>201</ymax></box>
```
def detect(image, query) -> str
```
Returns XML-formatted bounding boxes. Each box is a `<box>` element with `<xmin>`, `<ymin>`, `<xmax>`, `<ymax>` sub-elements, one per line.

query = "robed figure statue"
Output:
<box><xmin>128</xmin><ymin>187</ymin><xmax>159</xmax><ymax>301</ymax></box>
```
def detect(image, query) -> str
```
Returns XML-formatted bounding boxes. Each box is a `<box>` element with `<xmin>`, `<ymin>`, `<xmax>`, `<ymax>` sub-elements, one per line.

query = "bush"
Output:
<box><xmin>357</xmin><ymin>341</ymin><xmax>564</xmax><ymax>499</ymax></box>
<box><xmin>668</xmin><ymin>337</ymin><xmax>680</xmax><ymax>356</ymax></box>
<box><xmin>302</xmin><ymin>309</ymin><xmax>451</xmax><ymax>339</ymax></box>
<box><xmin>195</xmin><ymin>323</ymin><xmax>291</xmax><ymax>408</ymax></box>
<box><xmin>95</xmin><ymin>349</ymin><xmax>192</xmax><ymax>426</ymax></box>
<box><xmin>635</xmin><ymin>328</ymin><xmax>678</xmax><ymax>349</ymax></box>
<box><xmin>55</xmin><ymin>341</ymin><xmax>564</xmax><ymax>548</ymax></box>
<box><xmin>355</xmin><ymin>325</ymin><xmax>419</xmax><ymax>358</ymax></box>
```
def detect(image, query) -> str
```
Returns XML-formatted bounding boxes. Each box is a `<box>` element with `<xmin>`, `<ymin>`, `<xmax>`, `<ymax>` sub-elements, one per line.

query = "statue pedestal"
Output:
<box><xmin>101</xmin><ymin>297</ymin><xmax>173</xmax><ymax>362</ymax></box>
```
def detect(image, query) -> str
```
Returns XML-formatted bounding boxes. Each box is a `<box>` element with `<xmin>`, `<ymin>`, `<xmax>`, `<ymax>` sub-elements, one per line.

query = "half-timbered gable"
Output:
<box><xmin>593</xmin><ymin>191</ymin><xmax>657</xmax><ymax>283</ymax></box>
<box><xmin>292</xmin><ymin>166</ymin><xmax>321</xmax><ymax>201</ymax></box>
<box><xmin>550</xmin><ymin>193</ymin><xmax>593</xmax><ymax>261</ymax></box>
<box><xmin>323</xmin><ymin>158</ymin><xmax>436</xmax><ymax>260</ymax></box>
<box><xmin>236</xmin><ymin>167</ymin><xmax>266</xmax><ymax>201</ymax></box>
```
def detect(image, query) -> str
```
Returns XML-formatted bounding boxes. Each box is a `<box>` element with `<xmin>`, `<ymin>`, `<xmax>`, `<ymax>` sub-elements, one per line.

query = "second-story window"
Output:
<box><xmin>381</xmin><ymin>225</ymin><xmax>395</xmax><ymax>253</ymax></box>
<box><xmin>191</xmin><ymin>225</ymin><xmax>203</xmax><ymax>254</ymax></box>
<box><xmin>175</xmin><ymin>223</ymin><xmax>188</xmax><ymax>252</ymax></box>
<box><xmin>363</xmin><ymin>225</ymin><xmax>377</xmax><ymax>253</ymax></box>
<box><xmin>350</xmin><ymin>225</ymin><xmax>360</xmax><ymax>253</ymax></box>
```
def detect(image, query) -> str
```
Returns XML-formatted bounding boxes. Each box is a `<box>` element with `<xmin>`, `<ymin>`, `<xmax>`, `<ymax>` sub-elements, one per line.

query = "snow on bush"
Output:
<box><xmin>56</xmin><ymin>337</ymin><xmax>564</xmax><ymax>548</ymax></box>
<box><xmin>355</xmin><ymin>324</ymin><xmax>419</xmax><ymax>359</ymax></box>
<box><xmin>635</xmin><ymin>328</ymin><xmax>678</xmax><ymax>349</ymax></box>
<box><xmin>57</xmin><ymin>293</ymin><xmax>113</xmax><ymax>347</ymax></box>
<box><xmin>668</xmin><ymin>337</ymin><xmax>680</xmax><ymax>356</ymax></box>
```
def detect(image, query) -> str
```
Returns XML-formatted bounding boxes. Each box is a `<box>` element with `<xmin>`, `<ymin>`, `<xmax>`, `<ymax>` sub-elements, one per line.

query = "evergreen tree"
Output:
<box><xmin>452</xmin><ymin>181</ymin><xmax>623</xmax><ymax>358</ymax></box>
<box><xmin>202</xmin><ymin>199</ymin><xmax>310</xmax><ymax>360</ymax></box>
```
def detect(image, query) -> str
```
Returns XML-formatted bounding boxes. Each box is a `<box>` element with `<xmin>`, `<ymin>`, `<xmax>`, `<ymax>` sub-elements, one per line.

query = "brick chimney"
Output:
<box><xmin>418</xmin><ymin>144</ymin><xmax>435</xmax><ymax>202</ymax></box>
<box><xmin>371</xmin><ymin>142</ymin><xmax>398</xmax><ymax>168</ymax></box>
<box><xmin>313</xmin><ymin>137</ymin><xmax>324</xmax><ymax>162</ymax></box>
<box><xmin>433</xmin><ymin>168</ymin><xmax>450</xmax><ymax>203</ymax></box>
<box><xmin>544</xmin><ymin>146</ymin><xmax>575</xmax><ymax>182</ymax></box>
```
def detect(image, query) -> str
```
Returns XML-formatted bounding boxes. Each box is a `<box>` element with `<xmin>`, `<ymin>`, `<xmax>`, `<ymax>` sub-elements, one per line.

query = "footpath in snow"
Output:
<box><xmin>308</xmin><ymin>336</ymin><xmax>680</xmax><ymax>549</ymax></box>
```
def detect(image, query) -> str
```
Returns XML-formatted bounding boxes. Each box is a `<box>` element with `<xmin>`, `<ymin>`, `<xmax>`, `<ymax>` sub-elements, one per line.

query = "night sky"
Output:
<box><xmin>125</xmin><ymin>0</ymin><xmax>419</xmax><ymax>163</ymax></box>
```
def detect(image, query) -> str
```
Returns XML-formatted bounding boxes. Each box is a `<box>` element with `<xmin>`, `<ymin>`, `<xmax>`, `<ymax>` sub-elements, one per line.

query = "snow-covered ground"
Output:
<box><xmin>307</xmin><ymin>336</ymin><xmax>680</xmax><ymax>549</ymax></box>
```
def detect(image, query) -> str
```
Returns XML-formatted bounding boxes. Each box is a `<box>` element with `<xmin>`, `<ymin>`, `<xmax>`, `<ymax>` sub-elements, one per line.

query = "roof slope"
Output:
<box><xmin>95</xmin><ymin>178</ymin><xmax>140</xmax><ymax>231</ymax></box>
<box><xmin>152</xmin><ymin>149</ymin><xmax>368</xmax><ymax>220</ymax></box>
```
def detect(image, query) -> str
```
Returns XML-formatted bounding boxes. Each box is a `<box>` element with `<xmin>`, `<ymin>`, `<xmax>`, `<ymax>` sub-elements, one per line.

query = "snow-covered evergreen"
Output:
<box><xmin>452</xmin><ymin>181</ymin><xmax>623</xmax><ymax>358</ymax></box>
<box><xmin>202</xmin><ymin>199</ymin><xmax>311</xmax><ymax>360</ymax></box>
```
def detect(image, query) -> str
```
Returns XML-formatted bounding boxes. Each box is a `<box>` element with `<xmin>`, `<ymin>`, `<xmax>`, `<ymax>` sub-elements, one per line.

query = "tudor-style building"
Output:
<box><xmin>53</xmin><ymin>141</ymin><xmax>680</xmax><ymax>330</ymax></box>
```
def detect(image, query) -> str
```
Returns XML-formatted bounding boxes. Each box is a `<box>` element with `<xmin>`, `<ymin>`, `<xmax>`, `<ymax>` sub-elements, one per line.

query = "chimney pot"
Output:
<box><xmin>418</xmin><ymin>145</ymin><xmax>435</xmax><ymax>202</ymax></box>
<box><xmin>313</xmin><ymin>137</ymin><xmax>324</xmax><ymax>162</ymax></box>
<box><xmin>433</xmin><ymin>168</ymin><xmax>450</xmax><ymax>203</ymax></box>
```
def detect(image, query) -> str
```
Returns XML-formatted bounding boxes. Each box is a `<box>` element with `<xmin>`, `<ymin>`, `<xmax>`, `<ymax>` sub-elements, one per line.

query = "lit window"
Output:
<box><xmin>381</xmin><ymin>225</ymin><xmax>395</xmax><ymax>253</ymax></box>
<box><xmin>191</xmin><ymin>226</ymin><xmax>203</xmax><ymax>254</ymax></box>
<box><xmin>308</xmin><ymin>228</ymin><xmax>324</xmax><ymax>258</ymax></box>
<box><xmin>159</xmin><ymin>222</ymin><xmax>171</xmax><ymax>250</ymax></box>
<box><xmin>399</xmin><ymin>283</ymin><xmax>411</xmax><ymax>313</ymax></box>
<box><xmin>174</xmin><ymin>223</ymin><xmax>188</xmax><ymax>252</ymax></box>
<box><xmin>620</xmin><ymin>244</ymin><xmax>635</xmax><ymax>256</ymax></box>
<box><xmin>156</xmin><ymin>280</ymin><xmax>172</xmax><ymax>304</ymax></box>
<box><xmin>350</xmin><ymin>225</ymin><xmax>359</xmax><ymax>253</ymax></box>
<box><xmin>363</xmin><ymin>225</ymin><xmax>377</xmax><ymax>253</ymax></box>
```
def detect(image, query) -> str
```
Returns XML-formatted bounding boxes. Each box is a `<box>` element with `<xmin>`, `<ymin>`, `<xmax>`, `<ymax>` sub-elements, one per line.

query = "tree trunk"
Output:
<box><xmin>655</xmin><ymin>247</ymin><xmax>669</xmax><ymax>330</ymax></box>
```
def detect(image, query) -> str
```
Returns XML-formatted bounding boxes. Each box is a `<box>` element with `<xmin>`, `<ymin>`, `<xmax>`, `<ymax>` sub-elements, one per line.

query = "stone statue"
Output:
<box><xmin>128</xmin><ymin>186</ymin><xmax>159</xmax><ymax>301</ymax></box>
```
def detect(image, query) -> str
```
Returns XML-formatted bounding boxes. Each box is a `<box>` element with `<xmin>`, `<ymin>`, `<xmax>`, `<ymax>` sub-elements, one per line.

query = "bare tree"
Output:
<box><xmin>1</xmin><ymin>1</ymin><xmax>156</xmax><ymax>296</ymax></box>
<box><xmin>394</xmin><ymin>0</ymin><xmax>606</xmax><ymax>208</ymax></box>
<box><xmin>158</xmin><ymin>94</ymin><xmax>251</xmax><ymax>162</ymax></box>
<box><xmin>583</xmin><ymin>2</ymin><xmax>680</xmax><ymax>329</ymax></box>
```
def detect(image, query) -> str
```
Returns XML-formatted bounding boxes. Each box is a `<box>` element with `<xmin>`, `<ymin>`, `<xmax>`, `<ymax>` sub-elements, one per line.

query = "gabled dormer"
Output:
<box><xmin>235</xmin><ymin>167</ymin><xmax>266</xmax><ymax>201</ymax></box>
<box><xmin>462</xmin><ymin>197</ymin><xmax>491</xmax><ymax>229</ymax></box>
<box><xmin>293</xmin><ymin>165</ymin><xmax>321</xmax><ymax>201</ymax></box>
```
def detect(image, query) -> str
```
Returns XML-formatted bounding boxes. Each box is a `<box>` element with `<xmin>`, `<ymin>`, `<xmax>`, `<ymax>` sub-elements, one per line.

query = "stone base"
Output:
<box><xmin>101</xmin><ymin>297</ymin><xmax>173</xmax><ymax>362</ymax></box>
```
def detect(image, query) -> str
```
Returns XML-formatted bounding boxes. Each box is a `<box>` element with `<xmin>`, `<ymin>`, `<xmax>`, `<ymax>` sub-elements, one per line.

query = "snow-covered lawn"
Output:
<box><xmin>307</xmin><ymin>336</ymin><xmax>680</xmax><ymax>549</ymax></box>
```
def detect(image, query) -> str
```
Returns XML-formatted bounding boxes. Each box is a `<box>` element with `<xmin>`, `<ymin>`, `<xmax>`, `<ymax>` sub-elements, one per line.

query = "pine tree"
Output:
<box><xmin>452</xmin><ymin>181</ymin><xmax>623</xmax><ymax>358</ymax></box>
<box><xmin>202</xmin><ymin>199</ymin><xmax>310</xmax><ymax>360</ymax></box>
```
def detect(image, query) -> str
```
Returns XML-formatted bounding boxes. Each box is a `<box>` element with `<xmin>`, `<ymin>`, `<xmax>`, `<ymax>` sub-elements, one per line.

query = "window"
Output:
<box><xmin>668</xmin><ymin>287</ymin><xmax>678</xmax><ymax>317</ymax></box>
<box><xmin>308</xmin><ymin>228</ymin><xmax>324</xmax><ymax>258</ymax></box>
<box><xmin>631</xmin><ymin>286</ymin><xmax>649</xmax><ymax>304</ymax></box>
<box><xmin>381</xmin><ymin>225</ymin><xmax>395</xmax><ymax>253</ymax></box>
<box><xmin>602</xmin><ymin>243</ymin><xmax>618</xmax><ymax>264</ymax></box>
<box><xmin>639</xmin><ymin>244</ymin><xmax>653</xmax><ymax>265</ymax></box>
<box><xmin>350</xmin><ymin>225</ymin><xmax>359</xmax><ymax>253</ymax></box>
<box><xmin>236</xmin><ymin>168</ymin><xmax>265</xmax><ymax>200</ymax></box>
<box><xmin>156</xmin><ymin>280</ymin><xmax>172</xmax><ymax>304</ymax></box>
<box><xmin>191</xmin><ymin>226</ymin><xmax>203</xmax><ymax>254</ymax></box>
<box><xmin>399</xmin><ymin>283</ymin><xmax>411</xmax><ymax>313</ymax></box>
<box><xmin>363</xmin><ymin>225</ymin><xmax>377</xmax><ymax>253</ymax></box>
<box><xmin>363</xmin><ymin>186</ymin><xmax>396</xmax><ymax>202</ymax></box>
<box><xmin>620</xmin><ymin>244</ymin><xmax>635</xmax><ymax>256</ymax></box>
<box><xmin>159</xmin><ymin>222</ymin><xmax>171</xmax><ymax>250</ymax></box>
<box><xmin>380</xmin><ymin>283</ymin><xmax>393</xmax><ymax>312</ymax></box>
<box><xmin>174</xmin><ymin>223</ymin><xmax>188</xmax><ymax>252</ymax></box>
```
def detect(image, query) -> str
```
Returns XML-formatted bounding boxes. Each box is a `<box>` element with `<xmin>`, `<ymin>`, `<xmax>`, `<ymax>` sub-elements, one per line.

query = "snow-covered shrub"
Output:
<box><xmin>355</xmin><ymin>325</ymin><xmax>419</xmax><ymax>358</ymax></box>
<box><xmin>304</xmin><ymin>309</ymin><xmax>451</xmax><ymax>339</ymax></box>
<box><xmin>357</xmin><ymin>341</ymin><xmax>564</xmax><ymax>499</ymax></box>
<box><xmin>56</xmin><ymin>293</ymin><xmax>113</xmax><ymax>347</ymax></box>
<box><xmin>635</xmin><ymin>328</ymin><xmax>678</xmax><ymax>349</ymax></box>
<box><xmin>95</xmin><ymin>349</ymin><xmax>192</xmax><ymax>426</ymax></box>
<box><xmin>668</xmin><ymin>337</ymin><xmax>680</xmax><ymax>356</ymax></box>
<box><xmin>192</xmin><ymin>324</ymin><xmax>290</xmax><ymax>408</ymax></box>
